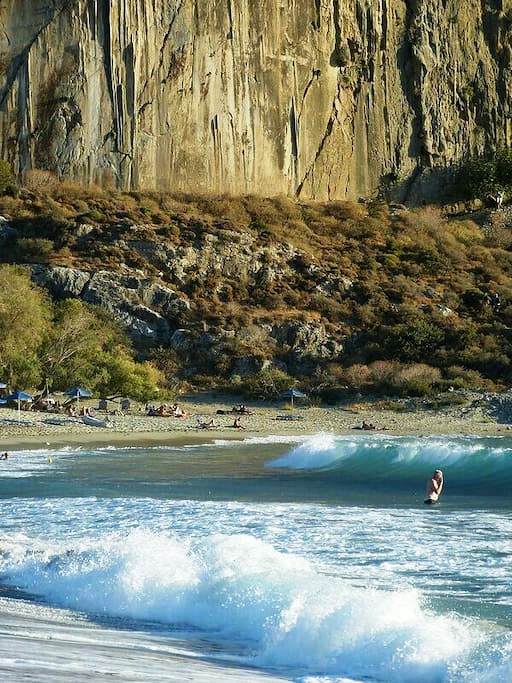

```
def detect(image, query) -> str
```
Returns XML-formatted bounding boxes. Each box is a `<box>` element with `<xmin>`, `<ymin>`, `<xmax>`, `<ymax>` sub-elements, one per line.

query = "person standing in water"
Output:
<box><xmin>425</xmin><ymin>469</ymin><xmax>444</xmax><ymax>504</ymax></box>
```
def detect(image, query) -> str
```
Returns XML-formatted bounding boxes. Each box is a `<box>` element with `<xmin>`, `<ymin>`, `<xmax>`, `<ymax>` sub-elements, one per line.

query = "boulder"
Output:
<box><xmin>271</xmin><ymin>320</ymin><xmax>343</xmax><ymax>361</ymax></box>
<box><xmin>31</xmin><ymin>265</ymin><xmax>90</xmax><ymax>298</ymax></box>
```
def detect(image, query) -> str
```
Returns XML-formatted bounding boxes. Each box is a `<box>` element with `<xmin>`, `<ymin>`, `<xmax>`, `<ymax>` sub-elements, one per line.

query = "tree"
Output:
<box><xmin>0</xmin><ymin>265</ymin><xmax>50</xmax><ymax>385</ymax></box>
<box><xmin>0</xmin><ymin>160</ymin><xmax>15</xmax><ymax>195</ymax></box>
<box><xmin>42</xmin><ymin>299</ymin><xmax>112</xmax><ymax>388</ymax></box>
<box><xmin>383</xmin><ymin>318</ymin><xmax>445</xmax><ymax>363</ymax></box>
<box><xmin>94</xmin><ymin>351</ymin><xmax>162</xmax><ymax>401</ymax></box>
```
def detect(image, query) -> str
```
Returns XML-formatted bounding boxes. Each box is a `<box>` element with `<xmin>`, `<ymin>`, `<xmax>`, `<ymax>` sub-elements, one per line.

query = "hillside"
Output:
<box><xmin>0</xmin><ymin>180</ymin><xmax>511</xmax><ymax>397</ymax></box>
<box><xmin>0</xmin><ymin>1</ymin><xmax>511</xmax><ymax>200</ymax></box>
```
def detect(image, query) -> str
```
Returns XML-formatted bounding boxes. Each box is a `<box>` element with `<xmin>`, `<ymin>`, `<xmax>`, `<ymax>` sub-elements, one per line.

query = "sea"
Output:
<box><xmin>0</xmin><ymin>433</ymin><xmax>511</xmax><ymax>682</ymax></box>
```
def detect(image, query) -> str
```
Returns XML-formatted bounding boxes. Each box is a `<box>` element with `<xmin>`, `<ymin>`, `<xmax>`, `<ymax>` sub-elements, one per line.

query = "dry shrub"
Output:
<box><xmin>270</xmin><ymin>195</ymin><xmax>303</xmax><ymax>222</ymax></box>
<box><xmin>407</xmin><ymin>206</ymin><xmax>445</xmax><ymax>236</ymax></box>
<box><xmin>243</xmin><ymin>195</ymin><xmax>288</xmax><ymax>226</ymax></box>
<box><xmin>343</xmin><ymin>361</ymin><xmax>441</xmax><ymax>396</ymax></box>
<box><xmin>450</xmin><ymin>219</ymin><xmax>483</xmax><ymax>246</ymax></box>
<box><xmin>201</xmin><ymin>195</ymin><xmax>251</xmax><ymax>226</ymax></box>
<box><xmin>51</xmin><ymin>179</ymin><xmax>105</xmax><ymax>202</ymax></box>
<box><xmin>24</xmin><ymin>169</ymin><xmax>59</xmax><ymax>193</ymax></box>
<box><xmin>322</xmin><ymin>201</ymin><xmax>367</xmax><ymax>222</ymax></box>
<box><xmin>343</xmin><ymin>364</ymin><xmax>372</xmax><ymax>389</ymax></box>
<box><xmin>484</xmin><ymin>212</ymin><xmax>512</xmax><ymax>248</ymax></box>
<box><xmin>444</xmin><ymin>365</ymin><xmax>491</xmax><ymax>390</ymax></box>
<box><xmin>390</xmin><ymin>364</ymin><xmax>441</xmax><ymax>395</ymax></box>
<box><xmin>367</xmin><ymin>360</ymin><xmax>397</xmax><ymax>386</ymax></box>
<box><xmin>0</xmin><ymin>195</ymin><xmax>23</xmax><ymax>216</ymax></box>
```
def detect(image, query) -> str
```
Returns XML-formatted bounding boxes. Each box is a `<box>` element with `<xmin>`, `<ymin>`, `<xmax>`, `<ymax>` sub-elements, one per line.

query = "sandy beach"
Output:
<box><xmin>0</xmin><ymin>392</ymin><xmax>510</xmax><ymax>450</ymax></box>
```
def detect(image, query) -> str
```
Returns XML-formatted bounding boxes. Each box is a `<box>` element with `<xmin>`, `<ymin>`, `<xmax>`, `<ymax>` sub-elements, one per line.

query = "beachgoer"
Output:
<box><xmin>173</xmin><ymin>405</ymin><xmax>188</xmax><ymax>418</ymax></box>
<box><xmin>233</xmin><ymin>417</ymin><xmax>245</xmax><ymax>430</ymax></box>
<box><xmin>425</xmin><ymin>469</ymin><xmax>444</xmax><ymax>504</ymax></box>
<box><xmin>197</xmin><ymin>418</ymin><xmax>217</xmax><ymax>429</ymax></box>
<box><xmin>0</xmin><ymin>452</ymin><xmax>8</xmax><ymax>460</ymax></box>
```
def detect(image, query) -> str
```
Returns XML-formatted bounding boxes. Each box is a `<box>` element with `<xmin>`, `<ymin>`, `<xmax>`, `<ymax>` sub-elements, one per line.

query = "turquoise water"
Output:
<box><xmin>1</xmin><ymin>434</ymin><xmax>511</xmax><ymax>681</ymax></box>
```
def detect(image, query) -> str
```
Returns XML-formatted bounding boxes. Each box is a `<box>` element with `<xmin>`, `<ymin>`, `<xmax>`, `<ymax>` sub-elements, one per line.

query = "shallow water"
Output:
<box><xmin>0</xmin><ymin>434</ymin><xmax>511</xmax><ymax>681</ymax></box>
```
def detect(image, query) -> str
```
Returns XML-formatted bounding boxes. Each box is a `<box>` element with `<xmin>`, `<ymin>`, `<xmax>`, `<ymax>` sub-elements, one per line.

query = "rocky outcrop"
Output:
<box><xmin>30</xmin><ymin>258</ymin><xmax>346</xmax><ymax>374</ymax></box>
<box><xmin>31</xmin><ymin>265</ymin><xmax>190</xmax><ymax>344</ymax></box>
<box><xmin>1</xmin><ymin>1</ymin><xmax>511</xmax><ymax>201</ymax></box>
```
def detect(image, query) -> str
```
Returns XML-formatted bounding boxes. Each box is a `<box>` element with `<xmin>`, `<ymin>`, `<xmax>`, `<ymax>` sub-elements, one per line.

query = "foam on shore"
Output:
<box><xmin>1</xmin><ymin>530</ymin><xmax>511</xmax><ymax>682</ymax></box>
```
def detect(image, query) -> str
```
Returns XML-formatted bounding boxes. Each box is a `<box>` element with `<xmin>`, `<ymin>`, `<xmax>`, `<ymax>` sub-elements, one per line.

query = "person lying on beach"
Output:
<box><xmin>197</xmin><ymin>418</ymin><xmax>217</xmax><ymax>429</ymax></box>
<box><xmin>353</xmin><ymin>421</ymin><xmax>376</xmax><ymax>430</ymax></box>
<box><xmin>425</xmin><ymin>469</ymin><xmax>444</xmax><ymax>504</ymax></box>
<box><xmin>172</xmin><ymin>405</ymin><xmax>188</xmax><ymax>418</ymax></box>
<box><xmin>232</xmin><ymin>417</ymin><xmax>246</xmax><ymax>430</ymax></box>
<box><xmin>232</xmin><ymin>404</ymin><xmax>254</xmax><ymax>415</ymax></box>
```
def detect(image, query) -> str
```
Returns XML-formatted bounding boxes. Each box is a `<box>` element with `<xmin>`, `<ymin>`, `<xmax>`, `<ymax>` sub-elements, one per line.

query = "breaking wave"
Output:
<box><xmin>266</xmin><ymin>434</ymin><xmax>512</xmax><ymax>493</ymax></box>
<box><xmin>1</xmin><ymin>530</ymin><xmax>511</xmax><ymax>682</ymax></box>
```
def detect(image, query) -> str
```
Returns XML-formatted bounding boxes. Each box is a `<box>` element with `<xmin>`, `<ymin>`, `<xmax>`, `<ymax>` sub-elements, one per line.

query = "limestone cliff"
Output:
<box><xmin>0</xmin><ymin>1</ymin><xmax>511</xmax><ymax>200</ymax></box>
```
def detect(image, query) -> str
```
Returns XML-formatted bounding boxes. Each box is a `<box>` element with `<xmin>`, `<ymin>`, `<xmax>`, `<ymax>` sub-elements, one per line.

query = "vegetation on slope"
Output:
<box><xmin>1</xmin><ymin>170</ymin><xmax>512</xmax><ymax>398</ymax></box>
<box><xmin>0</xmin><ymin>265</ymin><xmax>161</xmax><ymax>398</ymax></box>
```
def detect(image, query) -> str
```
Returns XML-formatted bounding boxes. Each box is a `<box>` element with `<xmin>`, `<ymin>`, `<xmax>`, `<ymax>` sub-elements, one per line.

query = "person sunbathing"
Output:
<box><xmin>197</xmin><ymin>418</ymin><xmax>217</xmax><ymax>429</ymax></box>
<box><xmin>232</xmin><ymin>417</ymin><xmax>246</xmax><ymax>430</ymax></box>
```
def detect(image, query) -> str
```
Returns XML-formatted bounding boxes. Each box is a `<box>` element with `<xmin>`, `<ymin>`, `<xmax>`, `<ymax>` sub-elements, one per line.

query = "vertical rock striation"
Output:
<box><xmin>0</xmin><ymin>0</ymin><xmax>511</xmax><ymax>200</ymax></box>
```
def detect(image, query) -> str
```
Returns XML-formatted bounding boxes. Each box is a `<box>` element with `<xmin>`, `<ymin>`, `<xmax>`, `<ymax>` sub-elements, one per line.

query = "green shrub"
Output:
<box><xmin>382</xmin><ymin>319</ymin><xmax>445</xmax><ymax>362</ymax></box>
<box><xmin>0</xmin><ymin>159</ymin><xmax>16</xmax><ymax>195</ymax></box>
<box><xmin>10</xmin><ymin>237</ymin><xmax>54</xmax><ymax>263</ymax></box>
<box><xmin>240</xmin><ymin>368</ymin><xmax>294</xmax><ymax>399</ymax></box>
<box><xmin>456</xmin><ymin>148</ymin><xmax>512</xmax><ymax>199</ymax></box>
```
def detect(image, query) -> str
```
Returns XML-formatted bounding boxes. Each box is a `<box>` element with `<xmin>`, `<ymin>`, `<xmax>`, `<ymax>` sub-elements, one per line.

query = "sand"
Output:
<box><xmin>0</xmin><ymin>393</ymin><xmax>510</xmax><ymax>450</ymax></box>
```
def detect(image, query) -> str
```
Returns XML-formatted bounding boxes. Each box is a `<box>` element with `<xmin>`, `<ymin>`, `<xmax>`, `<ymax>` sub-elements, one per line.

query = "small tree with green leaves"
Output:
<box><xmin>0</xmin><ymin>160</ymin><xmax>15</xmax><ymax>195</ymax></box>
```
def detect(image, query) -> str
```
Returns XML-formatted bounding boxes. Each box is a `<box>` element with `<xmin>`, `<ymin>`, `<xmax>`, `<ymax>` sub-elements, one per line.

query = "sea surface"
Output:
<box><xmin>0</xmin><ymin>433</ymin><xmax>511</xmax><ymax>682</ymax></box>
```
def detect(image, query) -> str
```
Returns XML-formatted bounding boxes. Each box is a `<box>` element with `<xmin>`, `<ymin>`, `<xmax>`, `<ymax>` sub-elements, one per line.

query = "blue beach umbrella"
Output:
<box><xmin>6</xmin><ymin>390</ymin><xmax>34</xmax><ymax>421</ymax></box>
<box><xmin>280</xmin><ymin>388</ymin><xmax>307</xmax><ymax>409</ymax></box>
<box><xmin>65</xmin><ymin>386</ymin><xmax>92</xmax><ymax>413</ymax></box>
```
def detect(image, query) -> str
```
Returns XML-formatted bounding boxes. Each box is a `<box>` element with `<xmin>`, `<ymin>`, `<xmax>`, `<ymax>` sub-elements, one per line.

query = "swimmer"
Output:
<box><xmin>0</xmin><ymin>452</ymin><xmax>8</xmax><ymax>460</ymax></box>
<box><xmin>425</xmin><ymin>469</ymin><xmax>443</xmax><ymax>504</ymax></box>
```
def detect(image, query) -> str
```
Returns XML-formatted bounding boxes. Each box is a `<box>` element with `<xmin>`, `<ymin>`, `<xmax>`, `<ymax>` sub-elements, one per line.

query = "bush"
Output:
<box><xmin>0</xmin><ymin>159</ymin><xmax>15</xmax><ymax>195</ymax></box>
<box><xmin>10</xmin><ymin>237</ymin><xmax>54</xmax><ymax>263</ymax></box>
<box><xmin>24</xmin><ymin>169</ymin><xmax>59</xmax><ymax>193</ymax></box>
<box><xmin>382</xmin><ymin>319</ymin><xmax>445</xmax><ymax>362</ymax></box>
<box><xmin>240</xmin><ymin>368</ymin><xmax>294</xmax><ymax>399</ymax></box>
<box><xmin>389</xmin><ymin>364</ymin><xmax>441</xmax><ymax>396</ymax></box>
<box><xmin>342</xmin><ymin>361</ymin><xmax>441</xmax><ymax>396</ymax></box>
<box><xmin>456</xmin><ymin>148</ymin><xmax>512</xmax><ymax>199</ymax></box>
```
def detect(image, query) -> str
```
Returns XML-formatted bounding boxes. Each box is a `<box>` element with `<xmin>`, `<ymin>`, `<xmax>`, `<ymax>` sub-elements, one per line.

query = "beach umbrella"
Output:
<box><xmin>6</xmin><ymin>390</ymin><xmax>33</xmax><ymax>422</ymax></box>
<box><xmin>280</xmin><ymin>388</ymin><xmax>307</xmax><ymax>410</ymax></box>
<box><xmin>65</xmin><ymin>386</ymin><xmax>92</xmax><ymax>413</ymax></box>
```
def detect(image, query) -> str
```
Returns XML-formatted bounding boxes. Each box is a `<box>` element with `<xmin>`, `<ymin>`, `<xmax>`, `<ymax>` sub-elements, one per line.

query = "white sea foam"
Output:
<box><xmin>195</xmin><ymin>435</ymin><xmax>305</xmax><ymax>448</ymax></box>
<box><xmin>266</xmin><ymin>433</ymin><xmax>340</xmax><ymax>469</ymax></box>
<box><xmin>1</xmin><ymin>530</ymin><xmax>510</xmax><ymax>682</ymax></box>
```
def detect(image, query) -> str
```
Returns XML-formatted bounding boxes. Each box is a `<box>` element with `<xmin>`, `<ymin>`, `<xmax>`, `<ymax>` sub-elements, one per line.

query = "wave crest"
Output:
<box><xmin>1</xmin><ymin>530</ymin><xmax>511</xmax><ymax>681</ymax></box>
<box><xmin>266</xmin><ymin>434</ymin><xmax>512</xmax><ymax>492</ymax></box>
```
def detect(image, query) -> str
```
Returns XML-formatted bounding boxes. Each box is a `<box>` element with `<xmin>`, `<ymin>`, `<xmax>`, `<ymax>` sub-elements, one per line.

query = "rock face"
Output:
<box><xmin>31</xmin><ymin>265</ymin><xmax>190</xmax><ymax>344</ymax></box>
<box><xmin>0</xmin><ymin>1</ymin><xmax>511</xmax><ymax>201</ymax></box>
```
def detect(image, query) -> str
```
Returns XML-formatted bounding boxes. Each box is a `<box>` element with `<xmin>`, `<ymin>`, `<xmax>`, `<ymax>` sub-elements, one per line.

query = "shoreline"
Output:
<box><xmin>2</xmin><ymin>425</ymin><xmax>511</xmax><ymax>453</ymax></box>
<box><xmin>1</xmin><ymin>394</ymin><xmax>510</xmax><ymax>450</ymax></box>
